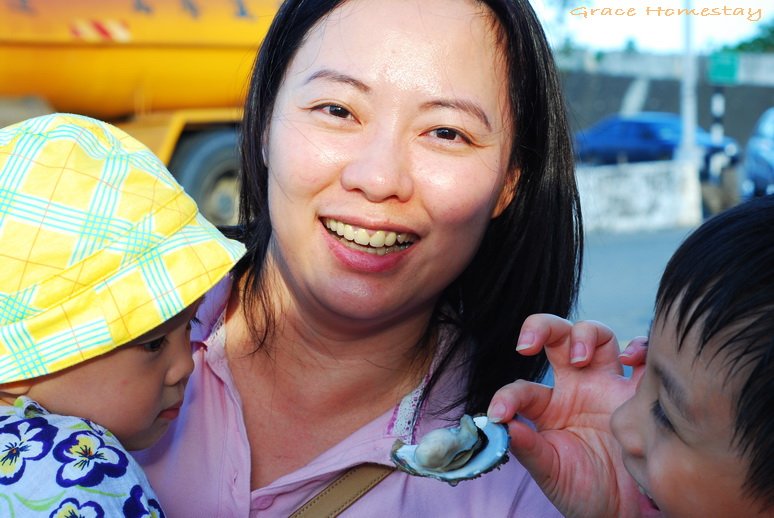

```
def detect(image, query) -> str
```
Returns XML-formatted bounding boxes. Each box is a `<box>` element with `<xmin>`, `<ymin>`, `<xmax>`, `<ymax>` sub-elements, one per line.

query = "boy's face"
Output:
<box><xmin>611</xmin><ymin>309</ymin><xmax>762</xmax><ymax>517</ymax></box>
<box><xmin>24</xmin><ymin>303</ymin><xmax>197</xmax><ymax>450</ymax></box>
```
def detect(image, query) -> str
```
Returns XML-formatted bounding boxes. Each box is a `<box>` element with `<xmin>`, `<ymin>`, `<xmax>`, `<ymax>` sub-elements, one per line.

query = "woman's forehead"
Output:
<box><xmin>286</xmin><ymin>0</ymin><xmax>509</xmax><ymax>113</ymax></box>
<box><xmin>307</xmin><ymin>1</ymin><xmax>495</xmax><ymax>51</ymax></box>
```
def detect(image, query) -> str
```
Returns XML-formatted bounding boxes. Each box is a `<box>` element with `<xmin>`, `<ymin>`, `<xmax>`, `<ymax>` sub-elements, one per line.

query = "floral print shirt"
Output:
<box><xmin>0</xmin><ymin>397</ymin><xmax>164</xmax><ymax>517</ymax></box>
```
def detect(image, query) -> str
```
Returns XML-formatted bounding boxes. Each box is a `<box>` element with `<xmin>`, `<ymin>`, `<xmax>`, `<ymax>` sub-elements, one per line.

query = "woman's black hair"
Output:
<box><xmin>229</xmin><ymin>0</ymin><xmax>582</xmax><ymax>415</ymax></box>
<box><xmin>655</xmin><ymin>195</ymin><xmax>774</xmax><ymax>510</ymax></box>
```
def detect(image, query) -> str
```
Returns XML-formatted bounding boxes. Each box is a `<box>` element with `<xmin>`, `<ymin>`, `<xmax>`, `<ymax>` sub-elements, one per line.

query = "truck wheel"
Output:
<box><xmin>169</xmin><ymin>129</ymin><xmax>241</xmax><ymax>226</ymax></box>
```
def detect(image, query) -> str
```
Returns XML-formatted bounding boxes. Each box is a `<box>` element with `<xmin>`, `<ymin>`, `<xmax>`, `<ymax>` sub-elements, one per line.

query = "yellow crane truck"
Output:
<box><xmin>0</xmin><ymin>0</ymin><xmax>279</xmax><ymax>224</ymax></box>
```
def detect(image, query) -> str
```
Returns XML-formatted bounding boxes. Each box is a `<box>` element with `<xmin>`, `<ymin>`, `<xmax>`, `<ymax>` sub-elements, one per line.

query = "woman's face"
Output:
<box><xmin>266</xmin><ymin>0</ymin><xmax>513</xmax><ymax>326</ymax></box>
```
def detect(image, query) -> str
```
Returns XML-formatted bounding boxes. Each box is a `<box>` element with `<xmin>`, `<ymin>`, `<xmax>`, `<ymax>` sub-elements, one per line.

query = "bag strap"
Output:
<box><xmin>290</xmin><ymin>463</ymin><xmax>395</xmax><ymax>518</ymax></box>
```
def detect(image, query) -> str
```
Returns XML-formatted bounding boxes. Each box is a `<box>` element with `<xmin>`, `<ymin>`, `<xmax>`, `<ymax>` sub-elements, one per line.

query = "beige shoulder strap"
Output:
<box><xmin>290</xmin><ymin>463</ymin><xmax>395</xmax><ymax>518</ymax></box>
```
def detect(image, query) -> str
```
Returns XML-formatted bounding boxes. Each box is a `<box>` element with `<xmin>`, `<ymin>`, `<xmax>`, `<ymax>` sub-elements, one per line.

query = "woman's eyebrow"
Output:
<box><xmin>304</xmin><ymin>69</ymin><xmax>371</xmax><ymax>93</ymax></box>
<box><xmin>420</xmin><ymin>99</ymin><xmax>491</xmax><ymax>131</ymax></box>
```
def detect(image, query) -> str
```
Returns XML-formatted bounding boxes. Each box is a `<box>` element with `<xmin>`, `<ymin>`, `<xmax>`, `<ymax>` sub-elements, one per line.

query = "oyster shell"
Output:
<box><xmin>390</xmin><ymin>414</ymin><xmax>509</xmax><ymax>485</ymax></box>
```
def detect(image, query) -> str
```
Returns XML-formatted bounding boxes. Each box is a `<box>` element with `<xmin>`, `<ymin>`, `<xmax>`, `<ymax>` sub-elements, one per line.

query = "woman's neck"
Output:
<box><xmin>227</xmin><ymin>283</ymin><xmax>433</xmax><ymax>412</ymax></box>
<box><xmin>225</xmin><ymin>277</ymin><xmax>437</xmax><ymax>488</ymax></box>
<box><xmin>228</xmin><ymin>268</ymin><xmax>437</xmax><ymax>405</ymax></box>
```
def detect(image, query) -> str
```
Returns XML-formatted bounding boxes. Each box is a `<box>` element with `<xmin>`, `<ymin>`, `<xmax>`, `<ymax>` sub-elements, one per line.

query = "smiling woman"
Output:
<box><xmin>133</xmin><ymin>0</ymin><xmax>583</xmax><ymax>515</ymax></box>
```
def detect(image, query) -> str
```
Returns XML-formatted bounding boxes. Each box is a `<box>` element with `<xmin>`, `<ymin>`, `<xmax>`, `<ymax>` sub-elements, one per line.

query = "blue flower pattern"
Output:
<box><xmin>123</xmin><ymin>485</ymin><xmax>166</xmax><ymax>518</ymax></box>
<box><xmin>0</xmin><ymin>397</ymin><xmax>164</xmax><ymax>516</ymax></box>
<box><xmin>50</xmin><ymin>497</ymin><xmax>105</xmax><ymax>518</ymax></box>
<box><xmin>0</xmin><ymin>416</ymin><xmax>56</xmax><ymax>484</ymax></box>
<box><xmin>54</xmin><ymin>429</ymin><xmax>129</xmax><ymax>487</ymax></box>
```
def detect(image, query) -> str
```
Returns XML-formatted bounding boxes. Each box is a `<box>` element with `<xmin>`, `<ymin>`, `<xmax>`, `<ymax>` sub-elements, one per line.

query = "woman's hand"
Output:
<box><xmin>487</xmin><ymin>314</ymin><xmax>647</xmax><ymax>518</ymax></box>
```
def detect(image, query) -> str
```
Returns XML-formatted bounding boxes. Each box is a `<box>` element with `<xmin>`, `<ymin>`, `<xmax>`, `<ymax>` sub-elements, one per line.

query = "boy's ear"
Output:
<box><xmin>491</xmin><ymin>168</ymin><xmax>519</xmax><ymax>218</ymax></box>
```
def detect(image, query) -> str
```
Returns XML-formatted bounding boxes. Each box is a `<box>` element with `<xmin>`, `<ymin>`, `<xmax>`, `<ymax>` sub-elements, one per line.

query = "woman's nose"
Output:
<box><xmin>610</xmin><ymin>397</ymin><xmax>645</xmax><ymax>459</ymax></box>
<box><xmin>339</xmin><ymin>128</ymin><xmax>414</xmax><ymax>202</ymax></box>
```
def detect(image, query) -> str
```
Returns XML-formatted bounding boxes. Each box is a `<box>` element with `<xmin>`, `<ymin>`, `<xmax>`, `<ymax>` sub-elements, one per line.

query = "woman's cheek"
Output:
<box><xmin>419</xmin><ymin>167</ymin><xmax>504</xmax><ymax>225</ymax></box>
<box><xmin>268</xmin><ymin>130</ymin><xmax>347</xmax><ymax>194</ymax></box>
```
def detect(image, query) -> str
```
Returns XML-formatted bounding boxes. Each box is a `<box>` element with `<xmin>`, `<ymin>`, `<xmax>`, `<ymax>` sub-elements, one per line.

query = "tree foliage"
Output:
<box><xmin>724</xmin><ymin>19</ymin><xmax>774</xmax><ymax>53</ymax></box>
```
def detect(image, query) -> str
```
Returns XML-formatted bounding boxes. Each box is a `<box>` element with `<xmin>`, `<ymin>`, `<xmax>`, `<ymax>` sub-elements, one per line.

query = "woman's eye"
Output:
<box><xmin>434</xmin><ymin>128</ymin><xmax>458</xmax><ymax>140</ymax></box>
<box><xmin>316</xmin><ymin>104</ymin><xmax>352</xmax><ymax>119</ymax></box>
<box><xmin>142</xmin><ymin>337</ymin><xmax>166</xmax><ymax>353</ymax></box>
<box><xmin>429</xmin><ymin>127</ymin><xmax>471</xmax><ymax>144</ymax></box>
<box><xmin>650</xmin><ymin>400</ymin><xmax>675</xmax><ymax>432</ymax></box>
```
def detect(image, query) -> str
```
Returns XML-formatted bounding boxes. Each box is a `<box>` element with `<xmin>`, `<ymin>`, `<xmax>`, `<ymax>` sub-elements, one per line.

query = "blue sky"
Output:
<box><xmin>533</xmin><ymin>0</ymin><xmax>771</xmax><ymax>53</ymax></box>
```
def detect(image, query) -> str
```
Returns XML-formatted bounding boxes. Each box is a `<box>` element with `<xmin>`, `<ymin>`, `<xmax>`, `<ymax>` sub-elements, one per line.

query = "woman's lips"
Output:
<box><xmin>321</xmin><ymin>217</ymin><xmax>418</xmax><ymax>273</ymax></box>
<box><xmin>322</xmin><ymin>217</ymin><xmax>418</xmax><ymax>255</ymax></box>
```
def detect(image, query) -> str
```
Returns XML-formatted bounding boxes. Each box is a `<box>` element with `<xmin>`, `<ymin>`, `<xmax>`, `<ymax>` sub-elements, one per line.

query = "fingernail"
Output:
<box><xmin>620</xmin><ymin>342</ymin><xmax>636</xmax><ymax>357</ymax></box>
<box><xmin>487</xmin><ymin>402</ymin><xmax>507</xmax><ymax>423</ymax></box>
<box><xmin>516</xmin><ymin>331</ymin><xmax>535</xmax><ymax>351</ymax></box>
<box><xmin>570</xmin><ymin>341</ymin><xmax>588</xmax><ymax>364</ymax></box>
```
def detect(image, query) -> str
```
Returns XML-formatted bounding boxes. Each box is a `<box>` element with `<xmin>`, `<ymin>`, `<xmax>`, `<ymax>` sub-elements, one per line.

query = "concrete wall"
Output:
<box><xmin>556</xmin><ymin>51</ymin><xmax>774</xmax><ymax>86</ymax></box>
<box><xmin>558</xmin><ymin>51</ymin><xmax>774</xmax><ymax>144</ymax></box>
<box><xmin>577</xmin><ymin>161</ymin><xmax>703</xmax><ymax>232</ymax></box>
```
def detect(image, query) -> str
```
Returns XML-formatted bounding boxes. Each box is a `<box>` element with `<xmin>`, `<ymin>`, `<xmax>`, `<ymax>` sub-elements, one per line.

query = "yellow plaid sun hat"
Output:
<box><xmin>0</xmin><ymin>113</ymin><xmax>246</xmax><ymax>384</ymax></box>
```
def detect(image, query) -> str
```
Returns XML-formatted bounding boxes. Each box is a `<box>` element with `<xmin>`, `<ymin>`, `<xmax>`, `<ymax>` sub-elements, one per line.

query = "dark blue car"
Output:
<box><xmin>574</xmin><ymin>112</ymin><xmax>740</xmax><ymax>178</ymax></box>
<box><xmin>741</xmin><ymin>107</ymin><xmax>774</xmax><ymax>199</ymax></box>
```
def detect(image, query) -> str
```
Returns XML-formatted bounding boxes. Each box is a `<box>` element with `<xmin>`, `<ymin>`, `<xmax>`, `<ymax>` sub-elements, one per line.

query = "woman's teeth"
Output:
<box><xmin>323</xmin><ymin>218</ymin><xmax>415</xmax><ymax>255</ymax></box>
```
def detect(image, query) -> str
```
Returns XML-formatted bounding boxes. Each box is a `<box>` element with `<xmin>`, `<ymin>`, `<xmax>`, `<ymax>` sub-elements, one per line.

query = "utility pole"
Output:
<box><xmin>675</xmin><ymin>0</ymin><xmax>703</xmax><ymax>225</ymax></box>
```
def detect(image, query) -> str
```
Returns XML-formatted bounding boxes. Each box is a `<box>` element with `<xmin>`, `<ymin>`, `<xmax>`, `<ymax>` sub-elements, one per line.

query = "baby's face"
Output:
<box><xmin>611</xmin><ymin>310</ymin><xmax>761</xmax><ymax>517</ymax></box>
<box><xmin>24</xmin><ymin>303</ymin><xmax>197</xmax><ymax>450</ymax></box>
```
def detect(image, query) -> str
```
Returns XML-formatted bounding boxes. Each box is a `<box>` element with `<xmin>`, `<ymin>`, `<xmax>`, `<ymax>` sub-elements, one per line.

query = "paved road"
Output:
<box><xmin>575</xmin><ymin>226</ymin><xmax>694</xmax><ymax>343</ymax></box>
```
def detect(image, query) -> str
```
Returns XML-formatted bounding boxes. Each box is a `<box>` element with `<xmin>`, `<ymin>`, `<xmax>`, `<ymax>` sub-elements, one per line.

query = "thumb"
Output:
<box><xmin>507</xmin><ymin>419</ymin><xmax>560</xmax><ymax>493</ymax></box>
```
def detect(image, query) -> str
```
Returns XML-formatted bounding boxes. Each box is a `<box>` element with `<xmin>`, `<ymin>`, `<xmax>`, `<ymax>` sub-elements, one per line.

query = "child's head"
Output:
<box><xmin>611</xmin><ymin>196</ymin><xmax>774</xmax><ymax>516</ymax></box>
<box><xmin>0</xmin><ymin>113</ymin><xmax>245</xmax><ymax>449</ymax></box>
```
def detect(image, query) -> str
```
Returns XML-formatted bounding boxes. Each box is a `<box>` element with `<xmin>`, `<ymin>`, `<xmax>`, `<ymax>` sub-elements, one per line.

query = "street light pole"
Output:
<box><xmin>676</xmin><ymin>0</ymin><xmax>703</xmax><ymax>225</ymax></box>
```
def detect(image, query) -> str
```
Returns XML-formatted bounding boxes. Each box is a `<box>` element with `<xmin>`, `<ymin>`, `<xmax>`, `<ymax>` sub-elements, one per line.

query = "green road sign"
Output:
<box><xmin>708</xmin><ymin>52</ymin><xmax>739</xmax><ymax>85</ymax></box>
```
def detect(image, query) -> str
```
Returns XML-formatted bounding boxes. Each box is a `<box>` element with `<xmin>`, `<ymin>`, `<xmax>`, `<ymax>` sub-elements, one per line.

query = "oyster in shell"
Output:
<box><xmin>390</xmin><ymin>414</ymin><xmax>509</xmax><ymax>485</ymax></box>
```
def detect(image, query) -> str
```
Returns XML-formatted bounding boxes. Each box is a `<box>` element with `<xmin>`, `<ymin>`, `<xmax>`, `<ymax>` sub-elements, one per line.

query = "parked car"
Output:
<box><xmin>574</xmin><ymin>112</ymin><xmax>740</xmax><ymax>179</ymax></box>
<box><xmin>741</xmin><ymin>107</ymin><xmax>774</xmax><ymax>199</ymax></box>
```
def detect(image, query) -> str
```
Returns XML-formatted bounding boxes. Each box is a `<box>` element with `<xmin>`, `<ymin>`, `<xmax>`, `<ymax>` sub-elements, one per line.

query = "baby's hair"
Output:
<box><xmin>655</xmin><ymin>195</ymin><xmax>774</xmax><ymax>510</ymax></box>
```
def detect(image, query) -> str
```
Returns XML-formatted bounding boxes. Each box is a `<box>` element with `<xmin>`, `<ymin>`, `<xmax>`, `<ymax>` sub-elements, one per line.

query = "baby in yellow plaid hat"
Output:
<box><xmin>0</xmin><ymin>113</ymin><xmax>246</xmax><ymax>516</ymax></box>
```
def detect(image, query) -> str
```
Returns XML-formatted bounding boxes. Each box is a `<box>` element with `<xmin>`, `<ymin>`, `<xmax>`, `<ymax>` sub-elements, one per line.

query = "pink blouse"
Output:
<box><xmin>133</xmin><ymin>278</ymin><xmax>561</xmax><ymax>517</ymax></box>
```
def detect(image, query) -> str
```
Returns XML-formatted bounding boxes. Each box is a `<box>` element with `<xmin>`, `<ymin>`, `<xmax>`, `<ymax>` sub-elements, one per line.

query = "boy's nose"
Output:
<box><xmin>340</xmin><ymin>130</ymin><xmax>414</xmax><ymax>203</ymax></box>
<box><xmin>610</xmin><ymin>397</ymin><xmax>645</xmax><ymax>459</ymax></box>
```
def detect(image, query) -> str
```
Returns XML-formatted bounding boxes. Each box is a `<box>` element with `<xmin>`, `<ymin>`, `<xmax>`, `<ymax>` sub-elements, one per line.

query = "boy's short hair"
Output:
<box><xmin>0</xmin><ymin>114</ymin><xmax>245</xmax><ymax>384</ymax></box>
<box><xmin>656</xmin><ymin>195</ymin><xmax>774</xmax><ymax>509</ymax></box>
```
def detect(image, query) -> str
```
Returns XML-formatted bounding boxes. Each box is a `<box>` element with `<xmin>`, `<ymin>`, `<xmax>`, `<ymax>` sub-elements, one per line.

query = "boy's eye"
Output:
<box><xmin>650</xmin><ymin>400</ymin><xmax>675</xmax><ymax>432</ymax></box>
<box><xmin>142</xmin><ymin>337</ymin><xmax>166</xmax><ymax>353</ymax></box>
